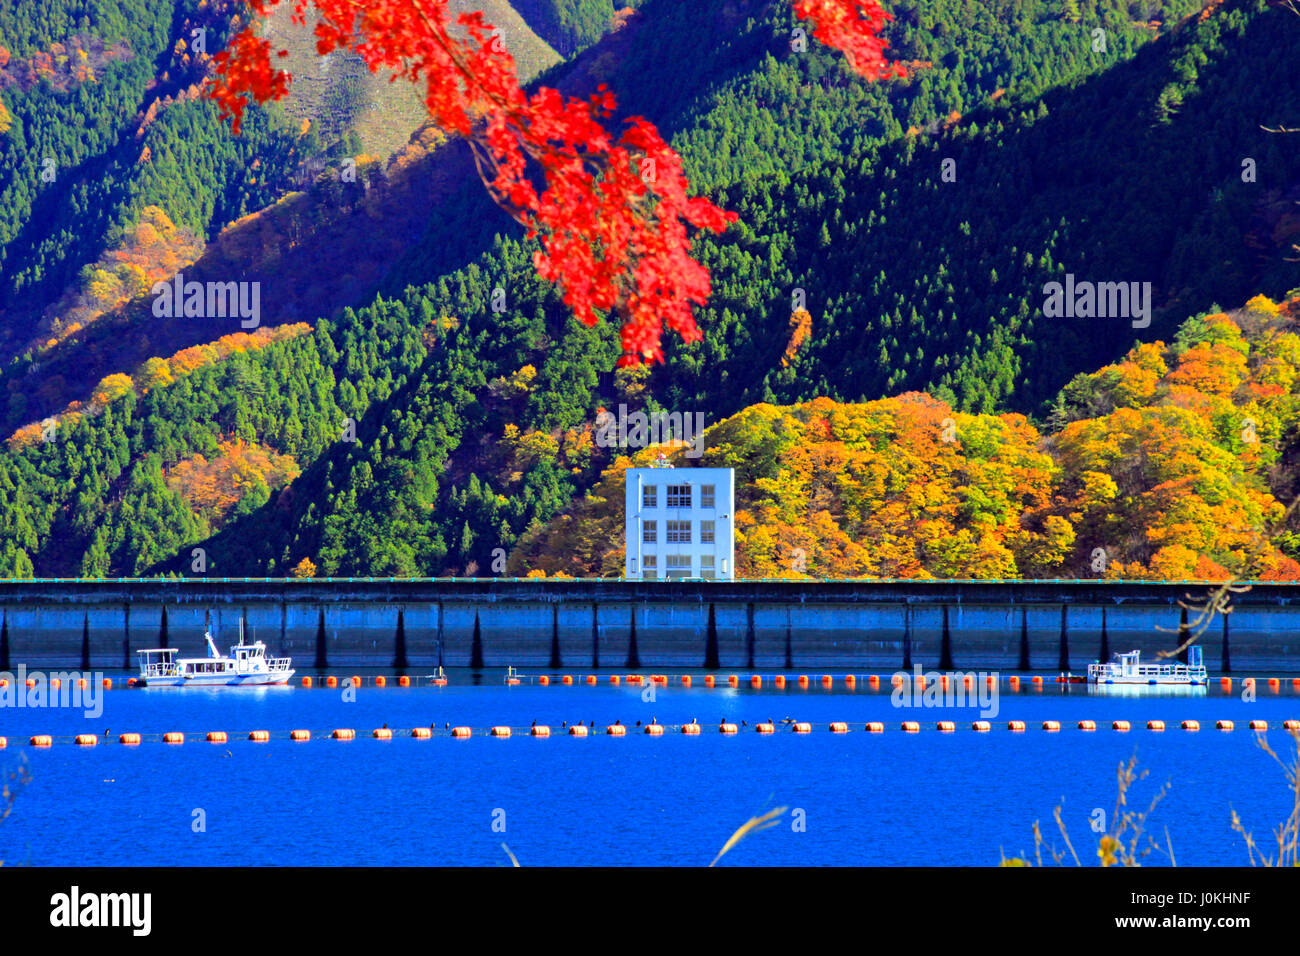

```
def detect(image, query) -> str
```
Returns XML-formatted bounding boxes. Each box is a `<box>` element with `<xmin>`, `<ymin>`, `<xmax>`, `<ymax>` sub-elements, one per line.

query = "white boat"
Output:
<box><xmin>1087</xmin><ymin>647</ymin><xmax>1207</xmax><ymax>686</ymax></box>
<box><xmin>136</xmin><ymin>620</ymin><xmax>294</xmax><ymax>687</ymax></box>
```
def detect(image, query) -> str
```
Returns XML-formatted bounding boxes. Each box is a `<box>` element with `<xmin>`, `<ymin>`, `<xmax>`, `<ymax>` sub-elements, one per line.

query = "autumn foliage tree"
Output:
<box><xmin>209</xmin><ymin>0</ymin><xmax>901</xmax><ymax>364</ymax></box>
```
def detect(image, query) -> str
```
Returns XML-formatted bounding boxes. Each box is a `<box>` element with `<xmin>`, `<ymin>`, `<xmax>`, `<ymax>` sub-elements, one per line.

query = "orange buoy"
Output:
<box><xmin>1182</xmin><ymin>720</ymin><xmax>1200</xmax><ymax>731</ymax></box>
<box><xmin>791</xmin><ymin>722</ymin><xmax>812</xmax><ymax>734</ymax></box>
<box><xmin>644</xmin><ymin>724</ymin><xmax>665</xmax><ymax>736</ymax></box>
<box><xmin>1077</xmin><ymin>720</ymin><xmax>1097</xmax><ymax>731</ymax></box>
<box><xmin>562</xmin><ymin>675</ymin><xmax>573</xmax><ymax>685</ymax></box>
<box><xmin>936</xmin><ymin>721</ymin><xmax>955</xmax><ymax>732</ymax></box>
<box><xmin>940</xmin><ymin>675</ymin><xmax>950</xmax><ymax>690</ymax></box>
<box><xmin>755</xmin><ymin>722</ymin><xmax>775</xmax><ymax>734</ymax></box>
<box><xmin>332</xmin><ymin>729</ymin><xmax>356</xmax><ymax>740</ymax></box>
<box><xmin>704</xmin><ymin>675</ymin><xmax>715</xmax><ymax>687</ymax></box>
<box><xmin>290</xmin><ymin>730</ymin><xmax>311</xmax><ymax>741</ymax></box>
<box><xmin>568</xmin><ymin>725</ymin><xmax>589</xmax><ymax>737</ymax></box>
<box><xmin>373</xmin><ymin>676</ymin><xmax>385</xmax><ymax>688</ymax></box>
<box><xmin>490</xmin><ymin>726</ymin><xmax>511</xmax><ymax>737</ymax></box>
<box><xmin>325</xmin><ymin>676</ymin><xmax>338</xmax><ymax>688</ymax></box>
<box><xmin>654</xmin><ymin>675</ymin><xmax>669</xmax><ymax>685</ymax></box>
<box><xmin>865</xmin><ymin>722</ymin><xmax>885</xmax><ymax>733</ymax></box>
<box><xmin>1147</xmin><ymin>720</ymin><xmax>1165</xmax><ymax>731</ymax></box>
<box><xmin>891</xmin><ymin>675</ymin><xmax>904</xmax><ymax>687</ymax></box>
<box><xmin>530</xmin><ymin>726</ymin><xmax>551</xmax><ymax>737</ymax></box>
<box><xmin>915</xmin><ymin>675</ymin><xmax>925</xmax><ymax>689</ymax></box>
<box><xmin>119</xmin><ymin>733</ymin><xmax>141</xmax><ymax>745</ymax></box>
<box><xmin>868</xmin><ymin>675</ymin><xmax>880</xmax><ymax>687</ymax></box>
<box><xmin>1112</xmin><ymin>720</ymin><xmax>1131</xmax><ymax>732</ymax></box>
<box><xmin>962</xmin><ymin>675</ymin><xmax>973</xmax><ymax>689</ymax></box>
<box><xmin>719</xmin><ymin>723</ymin><xmax>739</xmax><ymax>734</ymax></box>
<box><xmin>1009</xmin><ymin>676</ymin><xmax>1020</xmax><ymax>689</ymax></box>
<box><xmin>1031</xmin><ymin>676</ymin><xmax>1043</xmax><ymax>686</ymax></box>
<box><xmin>972</xmin><ymin>721</ymin><xmax>991</xmax><ymax>732</ymax></box>
<box><xmin>610</xmin><ymin>675</ymin><xmax>621</xmax><ymax>685</ymax></box>
<box><xmin>1292</xmin><ymin>678</ymin><xmax>1300</xmax><ymax>691</ymax></box>
<box><xmin>821</xmin><ymin>675</ymin><xmax>833</xmax><ymax>687</ymax></box>
<box><xmin>986</xmin><ymin>674</ymin><xmax>996</xmax><ymax>686</ymax></box>
<box><xmin>1007</xmin><ymin>720</ymin><xmax>1026</xmax><ymax>732</ymax></box>
<box><xmin>411</xmin><ymin>727</ymin><xmax>431</xmax><ymax>739</ymax></box>
<box><xmin>50</xmin><ymin>678</ymin><xmax>60</xmax><ymax>689</ymax></box>
<box><xmin>775</xmin><ymin>675</ymin><xmax>786</xmax><ymax>689</ymax></box>
<box><xmin>1249</xmin><ymin>720</ymin><xmax>1267</xmax><ymax>731</ymax></box>
<box><xmin>539</xmin><ymin>675</ymin><xmax>550</xmax><ymax>685</ymax></box>
<box><xmin>350</xmin><ymin>675</ymin><xmax>361</xmax><ymax>688</ymax></box>
<box><xmin>432</xmin><ymin>677</ymin><xmax>448</xmax><ymax>687</ymax></box>
<box><xmin>1216</xmin><ymin>720</ymin><xmax>1234</xmax><ymax>731</ymax></box>
<box><xmin>399</xmin><ymin>675</ymin><xmax>411</xmax><ymax>687</ymax></box>
<box><xmin>1042</xmin><ymin>720</ymin><xmax>1061</xmax><ymax>732</ymax></box>
<box><xmin>681</xmin><ymin>723</ymin><xmax>701</xmax><ymax>735</ymax></box>
<box><xmin>1284</xmin><ymin>720</ymin><xmax>1300</xmax><ymax>731</ymax></box>
<box><xmin>245</xmin><ymin>730</ymin><xmax>269</xmax><ymax>742</ymax></box>
<box><xmin>25</xmin><ymin>678</ymin><xmax>35</xmax><ymax>688</ymax></box>
<box><xmin>1244</xmin><ymin>677</ymin><xmax>1256</xmax><ymax>688</ymax></box>
<box><xmin>372</xmin><ymin>728</ymin><xmax>394</xmax><ymax>739</ymax></box>
<box><xmin>77</xmin><ymin>678</ymin><xmax>87</xmax><ymax>690</ymax></box>
<box><xmin>728</xmin><ymin>675</ymin><xmax>739</xmax><ymax>687</ymax></box>
<box><xmin>586</xmin><ymin>675</ymin><xmax>597</xmax><ymax>685</ymax></box>
<box><xmin>30</xmin><ymin>735</ymin><xmax>52</xmax><ymax>747</ymax></box>
<box><xmin>900</xmin><ymin>721</ymin><xmax>921</xmax><ymax>733</ymax></box>
<box><xmin>1220</xmin><ymin>677</ymin><xmax>1232</xmax><ymax>690</ymax></box>
<box><xmin>102</xmin><ymin>678</ymin><xmax>112</xmax><ymax>689</ymax></box>
<box><xmin>302</xmin><ymin>676</ymin><xmax>313</xmax><ymax>688</ymax></box>
<box><xmin>0</xmin><ymin>737</ymin><xmax>6</xmax><ymax>749</ymax></box>
<box><xmin>449</xmin><ymin>726</ymin><xmax>471</xmax><ymax>738</ymax></box>
<box><xmin>750</xmin><ymin>675</ymin><xmax>762</xmax><ymax>688</ymax></box>
<box><xmin>163</xmin><ymin>732</ymin><xmax>184</xmax><ymax>744</ymax></box>
<box><xmin>829</xmin><ymin>722</ymin><xmax>850</xmax><ymax>734</ymax></box>
<box><xmin>206</xmin><ymin>731</ymin><xmax>228</xmax><ymax>743</ymax></box>
<box><xmin>606</xmin><ymin>724</ymin><xmax>626</xmax><ymax>736</ymax></box>
<box><xmin>126</xmin><ymin>678</ymin><xmax>137</xmax><ymax>687</ymax></box>
<box><xmin>798</xmin><ymin>675</ymin><xmax>810</xmax><ymax>688</ymax></box>
<box><xmin>681</xmin><ymin>675</ymin><xmax>692</xmax><ymax>686</ymax></box>
<box><xmin>845</xmin><ymin>675</ymin><xmax>857</xmax><ymax>688</ymax></box>
<box><xmin>1268</xmin><ymin>678</ymin><xmax>1280</xmax><ymax>691</ymax></box>
<box><xmin>74</xmin><ymin>734</ymin><xmax>96</xmax><ymax>746</ymax></box>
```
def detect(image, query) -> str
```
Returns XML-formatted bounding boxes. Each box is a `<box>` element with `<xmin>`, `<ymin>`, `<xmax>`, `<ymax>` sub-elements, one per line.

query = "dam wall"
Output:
<box><xmin>0</xmin><ymin>578</ymin><xmax>1297</xmax><ymax>672</ymax></box>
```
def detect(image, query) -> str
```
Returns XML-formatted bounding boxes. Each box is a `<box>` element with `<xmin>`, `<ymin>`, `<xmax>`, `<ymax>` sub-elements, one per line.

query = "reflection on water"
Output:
<box><xmin>1086</xmin><ymin>683</ymin><xmax>1208</xmax><ymax>699</ymax></box>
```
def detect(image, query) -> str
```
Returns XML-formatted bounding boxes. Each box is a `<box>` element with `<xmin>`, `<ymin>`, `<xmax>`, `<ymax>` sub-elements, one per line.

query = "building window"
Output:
<box><xmin>700</xmin><ymin>520</ymin><xmax>715</xmax><ymax>544</ymax></box>
<box><xmin>666</xmin><ymin>485</ymin><xmax>691</xmax><ymax>508</ymax></box>
<box><xmin>666</xmin><ymin>555</ymin><xmax>691</xmax><ymax>579</ymax></box>
<box><xmin>666</xmin><ymin>520</ymin><xmax>691</xmax><ymax>544</ymax></box>
<box><xmin>642</xmin><ymin>555</ymin><xmax>656</xmax><ymax>580</ymax></box>
<box><xmin>700</xmin><ymin>554</ymin><xmax>715</xmax><ymax>580</ymax></box>
<box><xmin>642</xmin><ymin>520</ymin><xmax>657</xmax><ymax>543</ymax></box>
<box><xmin>642</xmin><ymin>485</ymin><xmax>657</xmax><ymax>509</ymax></box>
<box><xmin>701</xmin><ymin>485</ymin><xmax>715</xmax><ymax>508</ymax></box>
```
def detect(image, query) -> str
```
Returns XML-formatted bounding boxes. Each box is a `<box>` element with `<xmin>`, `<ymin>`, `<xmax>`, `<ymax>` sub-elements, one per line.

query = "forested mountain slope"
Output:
<box><xmin>0</xmin><ymin>0</ymin><xmax>1296</xmax><ymax>581</ymax></box>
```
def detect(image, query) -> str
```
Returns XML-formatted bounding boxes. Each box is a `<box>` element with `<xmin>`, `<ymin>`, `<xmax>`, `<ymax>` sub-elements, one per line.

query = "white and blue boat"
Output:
<box><xmin>136</xmin><ymin>620</ymin><xmax>294</xmax><ymax>687</ymax></box>
<box><xmin>1087</xmin><ymin>646</ymin><xmax>1208</xmax><ymax>686</ymax></box>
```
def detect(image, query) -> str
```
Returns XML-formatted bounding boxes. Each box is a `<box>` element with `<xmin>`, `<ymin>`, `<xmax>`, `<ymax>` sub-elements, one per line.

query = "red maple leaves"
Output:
<box><xmin>209</xmin><ymin>0</ymin><xmax>898</xmax><ymax>365</ymax></box>
<box><xmin>792</xmin><ymin>1</ymin><xmax>906</xmax><ymax>80</ymax></box>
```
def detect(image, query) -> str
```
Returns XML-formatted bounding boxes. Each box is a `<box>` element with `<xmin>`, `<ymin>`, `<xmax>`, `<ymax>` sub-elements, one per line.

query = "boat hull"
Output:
<box><xmin>1091</xmin><ymin>676</ymin><xmax>1207</xmax><ymax>686</ymax></box>
<box><xmin>139</xmin><ymin>671</ymin><xmax>295</xmax><ymax>687</ymax></box>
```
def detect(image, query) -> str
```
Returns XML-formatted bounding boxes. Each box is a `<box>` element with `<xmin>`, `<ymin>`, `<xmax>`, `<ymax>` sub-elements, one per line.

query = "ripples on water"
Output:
<box><xmin>1</xmin><ymin>669</ymin><xmax>1297</xmax><ymax>866</ymax></box>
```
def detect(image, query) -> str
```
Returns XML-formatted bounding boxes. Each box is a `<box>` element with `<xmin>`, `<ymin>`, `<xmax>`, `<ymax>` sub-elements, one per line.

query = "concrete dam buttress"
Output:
<box><xmin>1</xmin><ymin>579</ymin><xmax>1297</xmax><ymax>672</ymax></box>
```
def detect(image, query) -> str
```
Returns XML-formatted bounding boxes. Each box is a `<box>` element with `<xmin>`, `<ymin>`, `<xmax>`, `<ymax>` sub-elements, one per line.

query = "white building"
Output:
<box><xmin>624</xmin><ymin>464</ymin><xmax>735</xmax><ymax>580</ymax></box>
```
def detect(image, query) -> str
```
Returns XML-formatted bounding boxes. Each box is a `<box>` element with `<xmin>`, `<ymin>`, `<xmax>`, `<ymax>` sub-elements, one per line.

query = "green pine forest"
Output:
<box><xmin>0</xmin><ymin>0</ymin><xmax>1297</xmax><ymax>580</ymax></box>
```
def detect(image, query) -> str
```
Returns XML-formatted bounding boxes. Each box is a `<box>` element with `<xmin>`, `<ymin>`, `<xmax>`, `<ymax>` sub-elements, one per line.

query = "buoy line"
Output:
<box><xmin>5</xmin><ymin>717</ymin><xmax>1297</xmax><ymax>747</ymax></box>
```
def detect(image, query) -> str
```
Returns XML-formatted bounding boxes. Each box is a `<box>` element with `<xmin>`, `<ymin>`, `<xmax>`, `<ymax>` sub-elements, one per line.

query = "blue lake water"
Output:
<box><xmin>2</xmin><ymin>669</ymin><xmax>1298</xmax><ymax>866</ymax></box>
